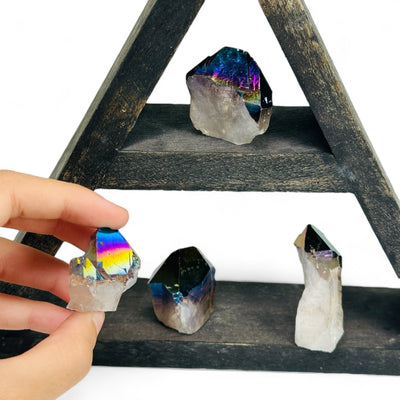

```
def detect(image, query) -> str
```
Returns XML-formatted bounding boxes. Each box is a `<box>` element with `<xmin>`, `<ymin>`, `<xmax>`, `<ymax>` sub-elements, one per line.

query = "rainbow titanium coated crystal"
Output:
<box><xmin>67</xmin><ymin>228</ymin><xmax>140</xmax><ymax>312</ymax></box>
<box><xmin>186</xmin><ymin>46</ymin><xmax>272</xmax><ymax>145</ymax></box>
<box><xmin>294</xmin><ymin>225</ymin><xmax>343</xmax><ymax>353</ymax></box>
<box><xmin>148</xmin><ymin>246</ymin><xmax>216</xmax><ymax>334</ymax></box>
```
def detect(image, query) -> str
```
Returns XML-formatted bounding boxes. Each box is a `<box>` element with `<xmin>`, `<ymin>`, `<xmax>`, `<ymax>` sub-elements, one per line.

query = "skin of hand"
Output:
<box><xmin>0</xmin><ymin>170</ymin><xmax>129</xmax><ymax>400</ymax></box>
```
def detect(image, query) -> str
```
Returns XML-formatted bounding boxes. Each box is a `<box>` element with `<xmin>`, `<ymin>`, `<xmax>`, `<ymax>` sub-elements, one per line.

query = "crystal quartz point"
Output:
<box><xmin>67</xmin><ymin>228</ymin><xmax>140</xmax><ymax>312</ymax></box>
<box><xmin>186</xmin><ymin>46</ymin><xmax>273</xmax><ymax>145</ymax></box>
<box><xmin>294</xmin><ymin>225</ymin><xmax>343</xmax><ymax>353</ymax></box>
<box><xmin>148</xmin><ymin>246</ymin><xmax>216</xmax><ymax>334</ymax></box>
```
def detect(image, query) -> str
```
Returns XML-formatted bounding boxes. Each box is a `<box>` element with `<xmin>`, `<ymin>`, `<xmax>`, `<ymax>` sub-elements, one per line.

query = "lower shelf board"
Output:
<box><xmin>2</xmin><ymin>279</ymin><xmax>400</xmax><ymax>374</ymax></box>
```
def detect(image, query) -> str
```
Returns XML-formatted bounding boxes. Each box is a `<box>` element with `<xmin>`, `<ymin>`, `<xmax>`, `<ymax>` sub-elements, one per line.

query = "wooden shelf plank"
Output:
<box><xmin>121</xmin><ymin>104</ymin><xmax>331</xmax><ymax>155</ymax></box>
<box><xmin>101</xmin><ymin>104</ymin><xmax>348</xmax><ymax>192</ymax></box>
<box><xmin>2</xmin><ymin>279</ymin><xmax>400</xmax><ymax>374</ymax></box>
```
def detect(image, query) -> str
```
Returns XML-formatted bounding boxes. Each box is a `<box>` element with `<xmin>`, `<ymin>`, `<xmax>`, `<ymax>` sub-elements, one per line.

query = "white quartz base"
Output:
<box><xmin>187</xmin><ymin>75</ymin><xmax>271</xmax><ymax>145</ymax></box>
<box><xmin>295</xmin><ymin>249</ymin><xmax>343</xmax><ymax>353</ymax></box>
<box><xmin>153</xmin><ymin>292</ymin><xmax>214</xmax><ymax>335</ymax></box>
<box><xmin>67</xmin><ymin>274</ymin><xmax>137</xmax><ymax>312</ymax></box>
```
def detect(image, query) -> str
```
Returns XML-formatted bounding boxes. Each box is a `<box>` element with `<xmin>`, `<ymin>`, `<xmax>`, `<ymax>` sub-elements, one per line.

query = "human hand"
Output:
<box><xmin>0</xmin><ymin>170</ymin><xmax>129</xmax><ymax>400</ymax></box>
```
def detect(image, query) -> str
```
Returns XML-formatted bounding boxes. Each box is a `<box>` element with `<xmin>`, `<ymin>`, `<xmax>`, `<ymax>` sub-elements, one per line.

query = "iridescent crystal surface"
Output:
<box><xmin>67</xmin><ymin>228</ymin><xmax>140</xmax><ymax>312</ymax></box>
<box><xmin>294</xmin><ymin>225</ymin><xmax>343</xmax><ymax>353</ymax></box>
<box><xmin>186</xmin><ymin>46</ymin><xmax>272</xmax><ymax>145</ymax></box>
<box><xmin>148</xmin><ymin>246</ymin><xmax>215</xmax><ymax>334</ymax></box>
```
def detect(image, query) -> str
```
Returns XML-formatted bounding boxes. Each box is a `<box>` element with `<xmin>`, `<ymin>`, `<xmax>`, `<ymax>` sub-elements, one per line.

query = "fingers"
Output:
<box><xmin>0</xmin><ymin>293</ymin><xmax>72</xmax><ymax>333</ymax></box>
<box><xmin>4</xmin><ymin>218</ymin><xmax>96</xmax><ymax>251</ymax></box>
<box><xmin>0</xmin><ymin>171</ymin><xmax>111</xmax><ymax>399</ymax></box>
<box><xmin>0</xmin><ymin>238</ymin><xmax>70</xmax><ymax>301</ymax></box>
<box><xmin>0</xmin><ymin>170</ymin><xmax>129</xmax><ymax>230</ymax></box>
<box><xmin>0</xmin><ymin>311</ymin><xmax>105</xmax><ymax>400</ymax></box>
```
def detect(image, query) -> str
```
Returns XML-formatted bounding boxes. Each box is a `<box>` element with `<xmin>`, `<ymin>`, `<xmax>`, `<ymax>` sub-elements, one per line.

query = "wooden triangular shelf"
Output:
<box><xmin>3</xmin><ymin>0</ymin><xmax>400</xmax><ymax>374</ymax></box>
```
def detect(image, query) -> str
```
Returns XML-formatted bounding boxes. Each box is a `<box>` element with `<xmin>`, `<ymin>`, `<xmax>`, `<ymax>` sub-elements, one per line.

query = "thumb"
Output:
<box><xmin>0</xmin><ymin>311</ymin><xmax>105</xmax><ymax>400</ymax></box>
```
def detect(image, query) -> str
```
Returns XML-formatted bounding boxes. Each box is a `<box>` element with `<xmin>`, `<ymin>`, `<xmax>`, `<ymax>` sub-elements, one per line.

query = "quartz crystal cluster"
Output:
<box><xmin>148</xmin><ymin>246</ymin><xmax>215</xmax><ymax>334</ymax></box>
<box><xmin>294</xmin><ymin>225</ymin><xmax>343</xmax><ymax>353</ymax></box>
<box><xmin>67</xmin><ymin>228</ymin><xmax>140</xmax><ymax>312</ymax></box>
<box><xmin>186</xmin><ymin>46</ymin><xmax>273</xmax><ymax>145</ymax></box>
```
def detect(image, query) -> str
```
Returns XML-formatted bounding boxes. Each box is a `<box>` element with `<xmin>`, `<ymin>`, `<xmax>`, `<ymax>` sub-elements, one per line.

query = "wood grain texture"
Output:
<box><xmin>2</xmin><ymin>279</ymin><xmax>400</xmax><ymax>375</ymax></box>
<box><xmin>101</xmin><ymin>104</ymin><xmax>348</xmax><ymax>192</ymax></box>
<box><xmin>50</xmin><ymin>0</ymin><xmax>204</xmax><ymax>188</ymax></box>
<box><xmin>16</xmin><ymin>0</ymin><xmax>205</xmax><ymax>255</ymax></box>
<box><xmin>258</xmin><ymin>0</ymin><xmax>400</xmax><ymax>274</ymax></box>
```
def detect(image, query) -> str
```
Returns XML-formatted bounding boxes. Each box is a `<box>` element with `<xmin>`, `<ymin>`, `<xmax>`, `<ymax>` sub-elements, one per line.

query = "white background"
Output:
<box><xmin>1</xmin><ymin>0</ymin><xmax>400</xmax><ymax>398</ymax></box>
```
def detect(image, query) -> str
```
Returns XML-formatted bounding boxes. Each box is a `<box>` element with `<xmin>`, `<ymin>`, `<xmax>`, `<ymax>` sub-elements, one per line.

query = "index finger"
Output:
<box><xmin>0</xmin><ymin>311</ymin><xmax>104</xmax><ymax>400</ymax></box>
<box><xmin>0</xmin><ymin>170</ymin><xmax>129</xmax><ymax>229</ymax></box>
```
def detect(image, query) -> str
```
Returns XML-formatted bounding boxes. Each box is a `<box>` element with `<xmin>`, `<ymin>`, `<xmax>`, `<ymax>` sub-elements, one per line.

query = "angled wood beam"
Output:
<box><xmin>15</xmin><ymin>0</ymin><xmax>205</xmax><ymax>256</ymax></box>
<box><xmin>259</xmin><ymin>0</ymin><xmax>400</xmax><ymax>275</ymax></box>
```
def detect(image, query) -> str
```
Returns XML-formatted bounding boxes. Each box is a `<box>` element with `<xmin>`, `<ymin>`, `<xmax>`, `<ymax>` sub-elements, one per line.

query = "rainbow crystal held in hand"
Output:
<box><xmin>84</xmin><ymin>228</ymin><xmax>135</xmax><ymax>279</ymax></box>
<box><xmin>67</xmin><ymin>228</ymin><xmax>140</xmax><ymax>312</ymax></box>
<box><xmin>186</xmin><ymin>46</ymin><xmax>273</xmax><ymax>145</ymax></box>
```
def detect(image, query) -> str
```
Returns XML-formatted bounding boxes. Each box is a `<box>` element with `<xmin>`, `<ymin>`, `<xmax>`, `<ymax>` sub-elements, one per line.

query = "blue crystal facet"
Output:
<box><xmin>187</xmin><ymin>46</ymin><xmax>272</xmax><ymax>123</ymax></box>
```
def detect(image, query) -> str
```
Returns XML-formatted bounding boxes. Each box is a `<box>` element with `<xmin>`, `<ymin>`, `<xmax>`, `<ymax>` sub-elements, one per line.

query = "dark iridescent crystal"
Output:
<box><xmin>186</xmin><ymin>47</ymin><xmax>273</xmax><ymax>144</ymax></box>
<box><xmin>295</xmin><ymin>224</ymin><xmax>341</xmax><ymax>266</ymax></box>
<box><xmin>148</xmin><ymin>246</ymin><xmax>216</xmax><ymax>334</ymax></box>
<box><xmin>187</xmin><ymin>47</ymin><xmax>272</xmax><ymax>123</ymax></box>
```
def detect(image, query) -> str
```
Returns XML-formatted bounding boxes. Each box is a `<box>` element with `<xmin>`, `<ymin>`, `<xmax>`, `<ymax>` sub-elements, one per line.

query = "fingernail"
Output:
<box><xmin>91</xmin><ymin>311</ymin><xmax>105</xmax><ymax>334</ymax></box>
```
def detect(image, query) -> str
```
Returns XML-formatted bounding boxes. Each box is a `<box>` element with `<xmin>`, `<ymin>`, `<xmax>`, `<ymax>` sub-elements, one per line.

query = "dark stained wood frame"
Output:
<box><xmin>2</xmin><ymin>0</ymin><xmax>400</xmax><ymax>374</ymax></box>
